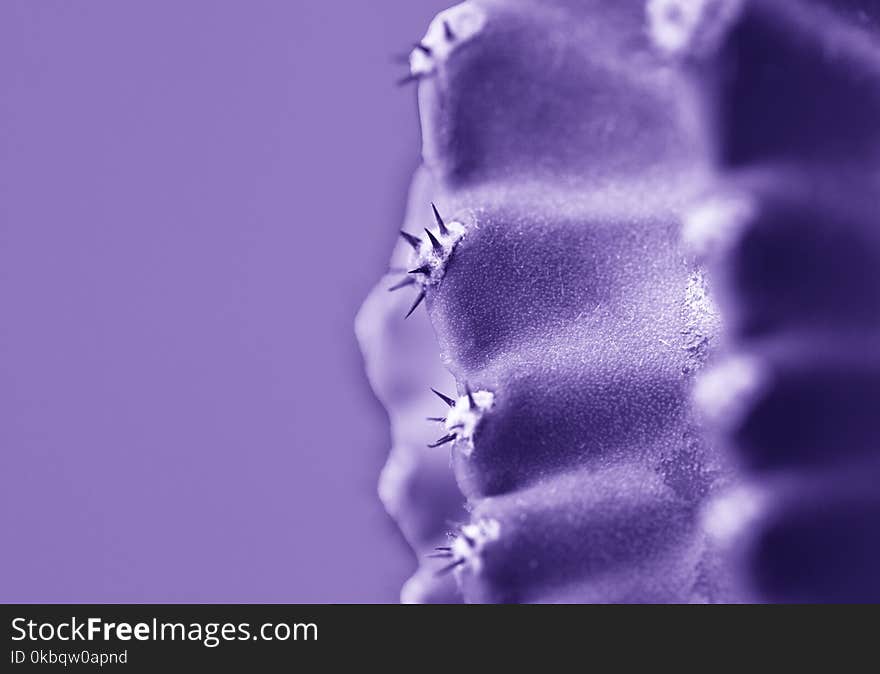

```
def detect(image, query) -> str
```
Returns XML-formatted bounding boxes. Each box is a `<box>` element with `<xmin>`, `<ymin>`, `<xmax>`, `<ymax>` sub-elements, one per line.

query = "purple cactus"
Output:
<box><xmin>359</xmin><ymin>0</ymin><xmax>880</xmax><ymax>603</ymax></box>
<box><xmin>673</xmin><ymin>0</ymin><xmax>880</xmax><ymax>602</ymax></box>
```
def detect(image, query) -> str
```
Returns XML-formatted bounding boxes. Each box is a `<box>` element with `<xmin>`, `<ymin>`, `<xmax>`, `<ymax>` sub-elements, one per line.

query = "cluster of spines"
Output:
<box><xmin>426</xmin><ymin>541</ymin><xmax>465</xmax><ymax>576</ymax></box>
<box><xmin>389</xmin><ymin>203</ymin><xmax>464</xmax><ymax>319</ymax></box>
<box><xmin>425</xmin><ymin>384</ymin><xmax>484</xmax><ymax>449</ymax></box>
<box><xmin>425</xmin><ymin>518</ymin><xmax>501</xmax><ymax>577</ymax></box>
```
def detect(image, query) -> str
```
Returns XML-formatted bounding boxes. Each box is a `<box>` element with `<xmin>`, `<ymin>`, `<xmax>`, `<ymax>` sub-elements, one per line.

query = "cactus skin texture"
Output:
<box><xmin>360</xmin><ymin>0</ymin><xmax>880</xmax><ymax>602</ymax></box>
<box><xmin>668</xmin><ymin>0</ymin><xmax>880</xmax><ymax>602</ymax></box>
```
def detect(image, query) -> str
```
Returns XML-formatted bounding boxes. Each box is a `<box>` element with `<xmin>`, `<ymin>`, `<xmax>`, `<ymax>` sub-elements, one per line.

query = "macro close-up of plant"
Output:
<box><xmin>3</xmin><ymin>7</ymin><xmax>878</xmax><ymax>656</ymax></box>
<box><xmin>357</xmin><ymin>0</ymin><xmax>880</xmax><ymax>603</ymax></box>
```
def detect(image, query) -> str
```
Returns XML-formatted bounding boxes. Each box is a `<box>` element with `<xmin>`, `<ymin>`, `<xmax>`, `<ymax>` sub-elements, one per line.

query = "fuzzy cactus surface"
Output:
<box><xmin>358</xmin><ymin>0</ymin><xmax>880</xmax><ymax>603</ymax></box>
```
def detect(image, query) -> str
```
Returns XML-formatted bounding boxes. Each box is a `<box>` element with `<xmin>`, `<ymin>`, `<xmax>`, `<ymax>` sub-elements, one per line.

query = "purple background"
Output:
<box><xmin>0</xmin><ymin>0</ymin><xmax>449</xmax><ymax>602</ymax></box>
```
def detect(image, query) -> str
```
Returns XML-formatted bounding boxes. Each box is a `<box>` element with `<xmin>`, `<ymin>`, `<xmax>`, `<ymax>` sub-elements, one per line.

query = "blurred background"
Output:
<box><xmin>0</xmin><ymin>0</ymin><xmax>450</xmax><ymax>602</ymax></box>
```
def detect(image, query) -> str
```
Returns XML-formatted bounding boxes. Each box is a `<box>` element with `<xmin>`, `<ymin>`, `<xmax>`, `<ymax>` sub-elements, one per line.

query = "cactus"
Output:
<box><xmin>667</xmin><ymin>0</ymin><xmax>880</xmax><ymax>602</ymax></box>
<box><xmin>359</xmin><ymin>0</ymin><xmax>880</xmax><ymax>602</ymax></box>
<box><xmin>359</xmin><ymin>0</ymin><xmax>736</xmax><ymax>604</ymax></box>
